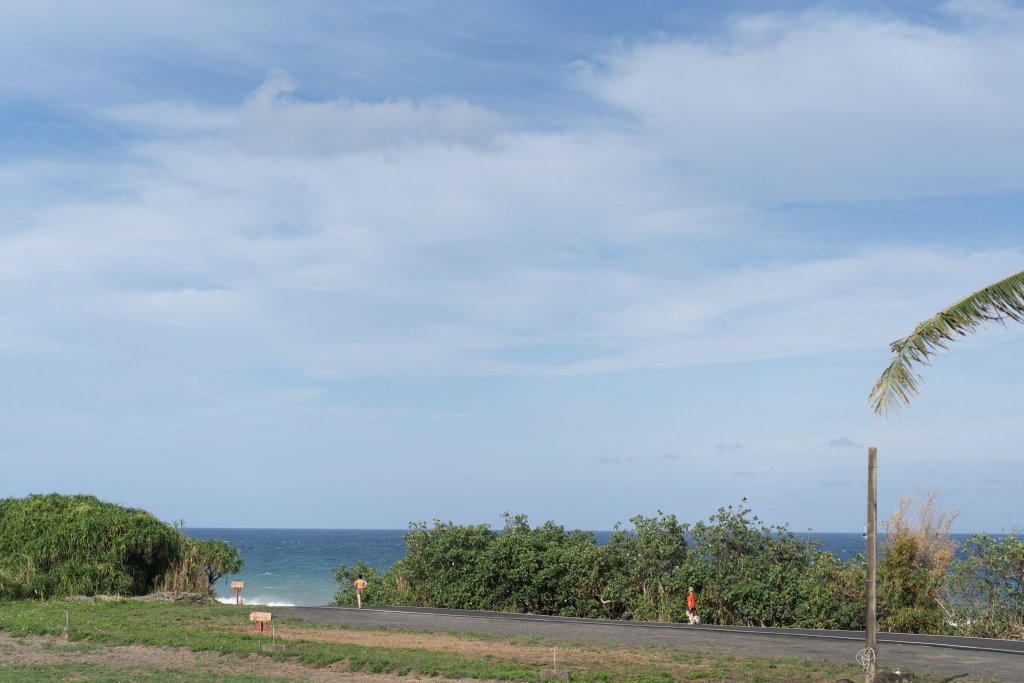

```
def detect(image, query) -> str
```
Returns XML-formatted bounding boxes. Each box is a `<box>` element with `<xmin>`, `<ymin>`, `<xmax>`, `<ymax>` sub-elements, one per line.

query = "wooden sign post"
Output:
<box><xmin>249</xmin><ymin>611</ymin><xmax>272</xmax><ymax>633</ymax></box>
<box><xmin>231</xmin><ymin>581</ymin><xmax>245</xmax><ymax>605</ymax></box>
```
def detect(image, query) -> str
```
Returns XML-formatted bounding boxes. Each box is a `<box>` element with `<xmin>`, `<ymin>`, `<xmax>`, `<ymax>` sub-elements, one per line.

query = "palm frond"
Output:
<box><xmin>870</xmin><ymin>269</ymin><xmax>1024</xmax><ymax>418</ymax></box>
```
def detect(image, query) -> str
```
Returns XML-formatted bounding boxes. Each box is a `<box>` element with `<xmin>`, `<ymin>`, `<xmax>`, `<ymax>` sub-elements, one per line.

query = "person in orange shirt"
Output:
<box><xmin>354</xmin><ymin>574</ymin><xmax>368</xmax><ymax>609</ymax></box>
<box><xmin>686</xmin><ymin>586</ymin><xmax>699</xmax><ymax>624</ymax></box>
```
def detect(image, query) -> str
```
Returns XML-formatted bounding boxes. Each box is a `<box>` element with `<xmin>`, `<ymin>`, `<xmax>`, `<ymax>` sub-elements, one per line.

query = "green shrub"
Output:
<box><xmin>794</xmin><ymin>551</ymin><xmax>865</xmax><ymax>630</ymax></box>
<box><xmin>600</xmin><ymin>512</ymin><xmax>687</xmax><ymax>621</ymax></box>
<box><xmin>332</xmin><ymin>560</ymin><xmax>384</xmax><ymax>606</ymax></box>
<box><xmin>678</xmin><ymin>500</ymin><xmax>861</xmax><ymax>629</ymax></box>
<box><xmin>946</xmin><ymin>532</ymin><xmax>1024</xmax><ymax>639</ymax></box>
<box><xmin>334</xmin><ymin>514</ymin><xmax>608</xmax><ymax>617</ymax></box>
<box><xmin>0</xmin><ymin>493</ymin><xmax>241</xmax><ymax>599</ymax></box>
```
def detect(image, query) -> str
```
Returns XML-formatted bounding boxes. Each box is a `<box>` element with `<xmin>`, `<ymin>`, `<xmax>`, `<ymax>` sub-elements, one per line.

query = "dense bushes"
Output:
<box><xmin>680</xmin><ymin>503</ymin><xmax>864</xmax><ymax>629</ymax></box>
<box><xmin>945</xmin><ymin>532</ymin><xmax>1024</xmax><ymax>639</ymax></box>
<box><xmin>334</xmin><ymin>500</ymin><xmax>865</xmax><ymax>629</ymax></box>
<box><xmin>334</xmin><ymin>514</ymin><xmax>609</xmax><ymax>617</ymax></box>
<box><xmin>0</xmin><ymin>493</ymin><xmax>241</xmax><ymax>600</ymax></box>
<box><xmin>335</xmin><ymin>497</ymin><xmax>1024</xmax><ymax>638</ymax></box>
<box><xmin>598</xmin><ymin>512</ymin><xmax>688</xmax><ymax>621</ymax></box>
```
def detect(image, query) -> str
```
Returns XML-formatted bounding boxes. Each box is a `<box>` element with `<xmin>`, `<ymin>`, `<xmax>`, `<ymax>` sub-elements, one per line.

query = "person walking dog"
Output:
<box><xmin>686</xmin><ymin>586</ymin><xmax>699</xmax><ymax>624</ymax></box>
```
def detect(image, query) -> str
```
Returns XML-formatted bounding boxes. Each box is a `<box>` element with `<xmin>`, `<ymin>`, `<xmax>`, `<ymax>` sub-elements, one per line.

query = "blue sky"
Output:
<box><xmin>2</xmin><ymin>0</ymin><xmax>1022</xmax><ymax>532</ymax></box>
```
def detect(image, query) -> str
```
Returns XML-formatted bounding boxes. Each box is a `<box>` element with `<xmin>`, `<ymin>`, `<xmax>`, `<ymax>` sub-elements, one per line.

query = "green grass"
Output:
<box><xmin>0</xmin><ymin>662</ymin><xmax>301</xmax><ymax>683</ymax></box>
<box><xmin>0</xmin><ymin>599</ymin><xmax>995</xmax><ymax>682</ymax></box>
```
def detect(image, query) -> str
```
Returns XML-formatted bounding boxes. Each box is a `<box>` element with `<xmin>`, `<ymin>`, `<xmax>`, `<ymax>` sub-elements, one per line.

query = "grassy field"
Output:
<box><xmin>0</xmin><ymin>599</ymin><xmax>993</xmax><ymax>682</ymax></box>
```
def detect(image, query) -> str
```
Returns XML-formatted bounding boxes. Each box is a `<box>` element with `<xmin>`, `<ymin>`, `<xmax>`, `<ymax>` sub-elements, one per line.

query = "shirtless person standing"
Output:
<box><xmin>354</xmin><ymin>574</ymin><xmax>368</xmax><ymax>609</ymax></box>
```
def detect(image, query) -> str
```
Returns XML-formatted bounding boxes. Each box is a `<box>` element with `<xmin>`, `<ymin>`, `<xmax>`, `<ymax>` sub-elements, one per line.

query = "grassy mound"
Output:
<box><xmin>0</xmin><ymin>493</ymin><xmax>239</xmax><ymax>600</ymax></box>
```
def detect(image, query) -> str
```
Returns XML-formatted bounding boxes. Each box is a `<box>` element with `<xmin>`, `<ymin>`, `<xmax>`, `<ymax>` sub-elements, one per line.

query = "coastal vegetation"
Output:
<box><xmin>947</xmin><ymin>531</ymin><xmax>1024</xmax><ymax>639</ymax></box>
<box><xmin>876</xmin><ymin>493</ymin><xmax>958</xmax><ymax>634</ymax></box>
<box><xmin>335</xmin><ymin>501</ymin><xmax>865</xmax><ymax>630</ymax></box>
<box><xmin>0</xmin><ymin>493</ymin><xmax>242</xmax><ymax>600</ymax></box>
<box><xmin>335</xmin><ymin>496</ymin><xmax>1024</xmax><ymax>639</ymax></box>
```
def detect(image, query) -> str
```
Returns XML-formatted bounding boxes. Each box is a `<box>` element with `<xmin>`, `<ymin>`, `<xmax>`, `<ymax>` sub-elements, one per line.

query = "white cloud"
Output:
<box><xmin>3</xmin><ymin>68</ymin><xmax>1022</xmax><ymax>381</ymax></box>
<box><xmin>102</xmin><ymin>69</ymin><xmax>507</xmax><ymax>153</ymax></box>
<box><xmin>577</xmin><ymin>2</ymin><xmax>1024</xmax><ymax>201</ymax></box>
<box><xmin>563</xmin><ymin>246</ymin><xmax>1024</xmax><ymax>373</ymax></box>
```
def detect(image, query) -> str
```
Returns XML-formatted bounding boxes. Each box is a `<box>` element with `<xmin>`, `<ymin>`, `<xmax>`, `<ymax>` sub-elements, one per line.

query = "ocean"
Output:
<box><xmin>184</xmin><ymin>528</ymin><xmax>981</xmax><ymax>607</ymax></box>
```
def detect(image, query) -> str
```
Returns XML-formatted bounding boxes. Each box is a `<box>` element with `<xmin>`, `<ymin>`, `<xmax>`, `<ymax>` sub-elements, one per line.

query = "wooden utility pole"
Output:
<box><xmin>865</xmin><ymin>446</ymin><xmax>878</xmax><ymax>683</ymax></box>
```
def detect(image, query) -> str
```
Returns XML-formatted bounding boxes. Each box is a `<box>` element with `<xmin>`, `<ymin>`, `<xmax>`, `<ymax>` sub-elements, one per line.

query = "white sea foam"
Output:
<box><xmin>216</xmin><ymin>596</ymin><xmax>296</xmax><ymax>607</ymax></box>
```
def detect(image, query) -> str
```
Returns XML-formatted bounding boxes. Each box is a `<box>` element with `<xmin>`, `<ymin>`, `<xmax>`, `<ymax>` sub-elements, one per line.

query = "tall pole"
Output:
<box><xmin>865</xmin><ymin>447</ymin><xmax>878</xmax><ymax>683</ymax></box>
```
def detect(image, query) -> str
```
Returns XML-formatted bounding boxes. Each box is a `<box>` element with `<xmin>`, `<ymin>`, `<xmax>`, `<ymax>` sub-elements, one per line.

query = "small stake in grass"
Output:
<box><xmin>540</xmin><ymin>647</ymin><xmax>569</xmax><ymax>681</ymax></box>
<box><xmin>62</xmin><ymin>609</ymin><xmax>69</xmax><ymax>639</ymax></box>
<box><xmin>250</xmin><ymin>612</ymin><xmax>285</xmax><ymax>651</ymax></box>
<box><xmin>266</xmin><ymin>624</ymin><xmax>285</xmax><ymax>650</ymax></box>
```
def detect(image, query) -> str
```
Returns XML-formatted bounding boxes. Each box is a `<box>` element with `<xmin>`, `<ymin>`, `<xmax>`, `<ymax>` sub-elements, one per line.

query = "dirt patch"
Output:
<box><xmin>0</xmin><ymin>631</ymin><xmax>503</xmax><ymax>682</ymax></box>
<box><xmin>275</xmin><ymin>625</ymin><xmax>554</xmax><ymax>660</ymax></box>
<box><xmin>272</xmin><ymin>623</ymin><xmax>670</xmax><ymax>671</ymax></box>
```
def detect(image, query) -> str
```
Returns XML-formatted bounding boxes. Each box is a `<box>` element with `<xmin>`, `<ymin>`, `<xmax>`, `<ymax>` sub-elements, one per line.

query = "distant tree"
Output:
<box><xmin>196</xmin><ymin>539</ymin><xmax>243</xmax><ymax>590</ymax></box>
<box><xmin>869</xmin><ymin>269</ymin><xmax>1024</xmax><ymax>417</ymax></box>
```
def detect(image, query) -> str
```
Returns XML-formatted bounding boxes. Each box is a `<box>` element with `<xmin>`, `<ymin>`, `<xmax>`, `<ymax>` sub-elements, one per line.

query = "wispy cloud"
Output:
<box><xmin>104</xmin><ymin>70</ymin><xmax>507</xmax><ymax>153</ymax></box>
<box><xmin>4</xmin><ymin>85</ymin><xmax>1020</xmax><ymax>382</ymax></box>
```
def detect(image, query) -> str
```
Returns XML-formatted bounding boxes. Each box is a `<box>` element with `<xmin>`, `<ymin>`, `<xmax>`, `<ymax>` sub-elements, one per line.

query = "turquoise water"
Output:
<box><xmin>185</xmin><ymin>529</ymin><xmax>983</xmax><ymax>607</ymax></box>
<box><xmin>187</xmin><ymin>528</ymin><xmax>406</xmax><ymax>607</ymax></box>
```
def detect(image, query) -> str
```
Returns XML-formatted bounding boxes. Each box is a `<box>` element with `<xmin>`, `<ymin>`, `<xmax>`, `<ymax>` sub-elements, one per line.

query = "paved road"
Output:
<box><xmin>277</xmin><ymin>605</ymin><xmax>1024</xmax><ymax>682</ymax></box>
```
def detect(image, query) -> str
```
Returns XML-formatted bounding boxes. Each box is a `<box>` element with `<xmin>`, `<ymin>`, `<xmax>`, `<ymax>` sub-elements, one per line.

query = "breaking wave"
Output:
<box><xmin>216</xmin><ymin>596</ymin><xmax>296</xmax><ymax>607</ymax></box>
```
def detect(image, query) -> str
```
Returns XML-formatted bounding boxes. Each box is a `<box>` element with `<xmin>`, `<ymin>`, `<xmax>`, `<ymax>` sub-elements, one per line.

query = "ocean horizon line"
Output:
<box><xmin>186</xmin><ymin>527</ymin><xmax>1000</xmax><ymax>535</ymax></box>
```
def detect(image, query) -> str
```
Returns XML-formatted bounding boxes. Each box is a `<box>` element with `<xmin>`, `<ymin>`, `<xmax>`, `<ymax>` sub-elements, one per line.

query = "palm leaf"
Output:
<box><xmin>869</xmin><ymin>269</ymin><xmax>1024</xmax><ymax>418</ymax></box>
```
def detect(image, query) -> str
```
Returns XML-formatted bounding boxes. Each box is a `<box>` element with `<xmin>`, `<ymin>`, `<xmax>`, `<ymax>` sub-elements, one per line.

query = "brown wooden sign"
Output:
<box><xmin>250</xmin><ymin>611</ymin><xmax>272</xmax><ymax>633</ymax></box>
<box><xmin>231</xmin><ymin>581</ymin><xmax>245</xmax><ymax>589</ymax></box>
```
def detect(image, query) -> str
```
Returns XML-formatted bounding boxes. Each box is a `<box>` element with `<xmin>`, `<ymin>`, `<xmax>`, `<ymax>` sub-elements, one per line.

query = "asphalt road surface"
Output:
<box><xmin>277</xmin><ymin>605</ymin><xmax>1024</xmax><ymax>681</ymax></box>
